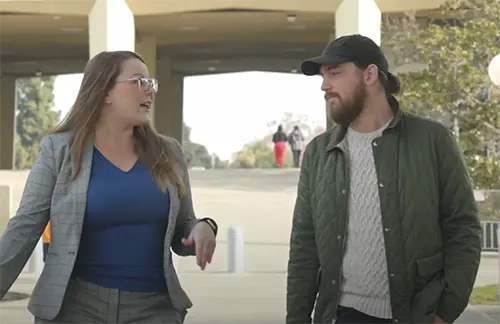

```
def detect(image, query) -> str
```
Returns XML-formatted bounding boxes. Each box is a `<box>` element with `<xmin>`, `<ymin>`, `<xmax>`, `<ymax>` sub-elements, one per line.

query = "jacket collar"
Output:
<box><xmin>325</xmin><ymin>95</ymin><xmax>404</xmax><ymax>152</ymax></box>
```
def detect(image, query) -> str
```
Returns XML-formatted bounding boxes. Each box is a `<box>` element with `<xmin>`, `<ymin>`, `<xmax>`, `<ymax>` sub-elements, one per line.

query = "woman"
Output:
<box><xmin>0</xmin><ymin>51</ymin><xmax>218</xmax><ymax>323</ymax></box>
<box><xmin>272</xmin><ymin>125</ymin><xmax>287</xmax><ymax>168</ymax></box>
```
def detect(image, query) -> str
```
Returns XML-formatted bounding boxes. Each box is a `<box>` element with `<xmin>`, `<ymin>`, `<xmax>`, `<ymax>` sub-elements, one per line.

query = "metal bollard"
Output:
<box><xmin>28</xmin><ymin>239</ymin><xmax>44</xmax><ymax>276</ymax></box>
<box><xmin>227</xmin><ymin>225</ymin><xmax>244</xmax><ymax>274</ymax></box>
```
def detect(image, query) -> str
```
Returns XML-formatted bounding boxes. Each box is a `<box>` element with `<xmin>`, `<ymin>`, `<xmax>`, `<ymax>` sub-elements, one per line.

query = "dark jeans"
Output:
<box><xmin>43</xmin><ymin>243</ymin><xmax>50</xmax><ymax>263</ymax></box>
<box><xmin>336</xmin><ymin>307</ymin><xmax>392</xmax><ymax>324</ymax></box>
<box><xmin>292</xmin><ymin>149</ymin><xmax>301</xmax><ymax>168</ymax></box>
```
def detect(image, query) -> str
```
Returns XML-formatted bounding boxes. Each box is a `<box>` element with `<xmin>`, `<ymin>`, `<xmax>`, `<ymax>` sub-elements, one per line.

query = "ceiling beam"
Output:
<box><xmin>0</xmin><ymin>0</ymin><xmax>94</xmax><ymax>15</ymax></box>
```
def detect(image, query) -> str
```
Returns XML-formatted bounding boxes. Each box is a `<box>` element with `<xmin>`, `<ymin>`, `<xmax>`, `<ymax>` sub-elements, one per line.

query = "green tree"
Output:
<box><xmin>15</xmin><ymin>76</ymin><xmax>60</xmax><ymax>170</ymax></box>
<box><xmin>232</xmin><ymin>140</ymin><xmax>274</xmax><ymax>168</ymax></box>
<box><xmin>182</xmin><ymin>122</ymin><xmax>219</xmax><ymax>169</ymax></box>
<box><xmin>232</xmin><ymin>111</ymin><xmax>325</xmax><ymax>169</ymax></box>
<box><xmin>231</xmin><ymin>140</ymin><xmax>294</xmax><ymax>169</ymax></box>
<box><xmin>477</xmin><ymin>190</ymin><xmax>500</xmax><ymax>221</ymax></box>
<box><xmin>383</xmin><ymin>0</ymin><xmax>500</xmax><ymax>189</ymax></box>
<box><xmin>266</xmin><ymin>111</ymin><xmax>325</xmax><ymax>142</ymax></box>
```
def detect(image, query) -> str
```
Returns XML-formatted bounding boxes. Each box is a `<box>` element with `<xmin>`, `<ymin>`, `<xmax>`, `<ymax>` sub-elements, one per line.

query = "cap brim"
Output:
<box><xmin>300</xmin><ymin>55</ymin><xmax>350</xmax><ymax>76</ymax></box>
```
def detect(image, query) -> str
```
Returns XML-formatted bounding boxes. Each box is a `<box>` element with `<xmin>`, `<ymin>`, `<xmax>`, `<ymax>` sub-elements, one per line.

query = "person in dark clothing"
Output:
<box><xmin>287</xmin><ymin>34</ymin><xmax>480</xmax><ymax>324</ymax></box>
<box><xmin>288</xmin><ymin>125</ymin><xmax>305</xmax><ymax>168</ymax></box>
<box><xmin>272</xmin><ymin>125</ymin><xmax>288</xmax><ymax>168</ymax></box>
<box><xmin>42</xmin><ymin>222</ymin><xmax>51</xmax><ymax>263</ymax></box>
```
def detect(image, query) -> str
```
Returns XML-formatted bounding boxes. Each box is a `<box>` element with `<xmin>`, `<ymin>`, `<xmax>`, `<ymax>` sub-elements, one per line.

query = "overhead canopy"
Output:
<box><xmin>0</xmin><ymin>0</ymin><xmax>446</xmax><ymax>77</ymax></box>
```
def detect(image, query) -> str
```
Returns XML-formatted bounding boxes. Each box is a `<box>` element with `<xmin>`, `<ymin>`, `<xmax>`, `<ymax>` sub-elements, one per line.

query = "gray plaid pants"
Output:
<box><xmin>34</xmin><ymin>277</ymin><xmax>185</xmax><ymax>324</ymax></box>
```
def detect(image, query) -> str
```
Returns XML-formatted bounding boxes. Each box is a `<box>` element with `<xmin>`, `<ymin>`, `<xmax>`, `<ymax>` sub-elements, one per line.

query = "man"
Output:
<box><xmin>286</xmin><ymin>34</ymin><xmax>481</xmax><ymax>324</ymax></box>
<box><xmin>288</xmin><ymin>125</ymin><xmax>305</xmax><ymax>168</ymax></box>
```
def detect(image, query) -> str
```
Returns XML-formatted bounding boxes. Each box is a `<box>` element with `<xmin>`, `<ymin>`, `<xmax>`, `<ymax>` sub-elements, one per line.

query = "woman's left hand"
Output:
<box><xmin>181</xmin><ymin>222</ymin><xmax>216</xmax><ymax>270</ymax></box>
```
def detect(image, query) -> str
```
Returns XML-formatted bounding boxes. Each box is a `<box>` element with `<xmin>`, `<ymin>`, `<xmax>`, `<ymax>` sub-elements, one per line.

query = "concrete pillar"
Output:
<box><xmin>88</xmin><ymin>0</ymin><xmax>135</xmax><ymax>58</ymax></box>
<box><xmin>136</xmin><ymin>35</ymin><xmax>158</xmax><ymax>112</ymax></box>
<box><xmin>155</xmin><ymin>58</ymin><xmax>184</xmax><ymax>143</ymax></box>
<box><xmin>325</xmin><ymin>0</ymin><xmax>382</xmax><ymax>129</ymax></box>
<box><xmin>136</xmin><ymin>36</ymin><xmax>157</xmax><ymax>77</ymax></box>
<box><xmin>0</xmin><ymin>75</ymin><xmax>16</xmax><ymax>169</ymax></box>
<box><xmin>0</xmin><ymin>185</ymin><xmax>11</xmax><ymax>236</ymax></box>
<box><xmin>335</xmin><ymin>0</ymin><xmax>381</xmax><ymax>45</ymax></box>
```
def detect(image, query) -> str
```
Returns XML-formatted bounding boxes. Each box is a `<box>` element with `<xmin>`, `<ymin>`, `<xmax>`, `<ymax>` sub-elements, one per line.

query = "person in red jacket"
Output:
<box><xmin>272</xmin><ymin>125</ymin><xmax>288</xmax><ymax>168</ymax></box>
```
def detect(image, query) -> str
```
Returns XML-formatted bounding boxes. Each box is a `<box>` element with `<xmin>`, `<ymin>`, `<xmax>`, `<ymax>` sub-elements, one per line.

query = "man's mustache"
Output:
<box><xmin>324</xmin><ymin>93</ymin><xmax>340</xmax><ymax>100</ymax></box>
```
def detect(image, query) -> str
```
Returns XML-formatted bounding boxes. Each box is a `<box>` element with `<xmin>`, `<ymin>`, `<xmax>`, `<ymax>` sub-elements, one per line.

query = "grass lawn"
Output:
<box><xmin>469</xmin><ymin>284</ymin><xmax>499</xmax><ymax>305</ymax></box>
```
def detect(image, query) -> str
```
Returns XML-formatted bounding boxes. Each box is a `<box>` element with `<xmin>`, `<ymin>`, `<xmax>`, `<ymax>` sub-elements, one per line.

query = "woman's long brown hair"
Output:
<box><xmin>50</xmin><ymin>51</ymin><xmax>186</xmax><ymax>197</ymax></box>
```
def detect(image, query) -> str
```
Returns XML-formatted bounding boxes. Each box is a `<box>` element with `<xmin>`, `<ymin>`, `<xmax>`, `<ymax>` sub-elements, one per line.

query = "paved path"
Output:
<box><xmin>1</xmin><ymin>170</ymin><xmax>498</xmax><ymax>323</ymax></box>
<box><xmin>1</xmin><ymin>272</ymin><xmax>498</xmax><ymax>324</ymax></box>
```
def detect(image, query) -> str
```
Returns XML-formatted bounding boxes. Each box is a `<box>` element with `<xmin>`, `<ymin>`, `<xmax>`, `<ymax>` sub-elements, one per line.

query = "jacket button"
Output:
<box><xmin>332</xmin><ymin>280</ymin><xmax>336</xmax><ymax>284</ymax></box>
<box><xmin>341</xmin><ymin>189</ymin><xmax>347</xmax><ymax>194</ymax></box>
<box><xmin>373</xmin><ymin>142</ymin><xmax>378</xmax><ymax>147</ymax></box>
<box><xmin>379</xmin><ymin>183</ymin><xmax>384</xmax><ymax>187</ymax></box>
<box><xmin>336</xmin><ymin>235</ymin><xmax>342</xmax><ymax>240</ymax></box>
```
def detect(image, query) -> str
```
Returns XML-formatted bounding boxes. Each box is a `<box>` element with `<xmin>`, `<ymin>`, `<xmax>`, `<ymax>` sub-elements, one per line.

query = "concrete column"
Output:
<box><xmin>325</xmin><ymin>0</ymin><xmax>382</xmax><ymax>129</ymax></box>
<box><xmin>136</xmin><ymin>35</ymin><xmax>158</xmax><ymax>114</ymax></box>
<box><xmin>136</xmin><ymin>36</ymin><xmax>157</xmax><ymax>77</ymax></box>
<box><xmin>0</xmin><ymin>75</ymin><xmax>16</xmax><ymax>169</ymax></box>
<box><xmin>88</xmin><ymin>0</ymin><xmax>135</xmax><ymax>58</ymax></box>
<box><xmin>335</xmin><ymin>0</ymin><xmax>381</xmax><ymax>45</ymax></box>
<box><xmin>0</xmin><ymin>185</ymin><xmax>11</xmax><ymax>236</ymax></box>
<box><xmin>155</xmin><ymin>58</ymin><xmax>184</xmax><ymax>143</ymax></box>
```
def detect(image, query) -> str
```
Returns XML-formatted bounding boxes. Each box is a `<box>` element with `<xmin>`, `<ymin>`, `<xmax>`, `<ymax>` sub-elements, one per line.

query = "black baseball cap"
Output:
<box><xmin>301</xmin><ymin>34</ymin><xmax>400</xmax><ymax>94</ymax></box>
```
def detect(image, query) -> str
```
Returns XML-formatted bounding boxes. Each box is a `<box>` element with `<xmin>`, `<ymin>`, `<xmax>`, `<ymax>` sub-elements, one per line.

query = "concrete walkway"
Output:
<box><xmin>0</xmin><ymin>271</ymin><xmax>498</xmax><ymax>324</ymax></box>
<box><xmin>0</xmin><ymin>170</ymin><xmax>498</xmax><ymax>323</ymax></box>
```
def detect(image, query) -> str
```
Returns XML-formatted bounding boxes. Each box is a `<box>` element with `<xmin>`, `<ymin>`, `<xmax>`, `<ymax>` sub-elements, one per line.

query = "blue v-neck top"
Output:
<box><xmin>73</xmin><ymin>148</ymin><xmax>171</xmax><ymax>292</ymax></box>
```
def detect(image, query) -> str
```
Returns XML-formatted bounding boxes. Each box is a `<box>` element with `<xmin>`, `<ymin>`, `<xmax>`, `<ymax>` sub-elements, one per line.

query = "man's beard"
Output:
<box><xmin>327</xmin><ymin>84</ymin><xmax>367</xmax><ymax>127</ymax></box>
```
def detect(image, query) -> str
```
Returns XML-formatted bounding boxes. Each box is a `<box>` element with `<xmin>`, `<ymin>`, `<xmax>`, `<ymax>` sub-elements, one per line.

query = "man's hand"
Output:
<box><xmin>181</xmin><ymin>221</ymin><xmax>216</xmax><ymax>270</ymax></box>
<box><xmin>433</xmin><ymin>315</ymin><xmax>448</xmax><ymax>324</ymax></box>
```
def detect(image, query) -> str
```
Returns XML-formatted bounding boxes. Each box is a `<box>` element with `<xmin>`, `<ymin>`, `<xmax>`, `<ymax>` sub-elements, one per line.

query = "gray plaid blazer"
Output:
<box><xmin>0</xmin><ymin>132</ymin><xmax>198</xmax><ymax>320</ymax></box>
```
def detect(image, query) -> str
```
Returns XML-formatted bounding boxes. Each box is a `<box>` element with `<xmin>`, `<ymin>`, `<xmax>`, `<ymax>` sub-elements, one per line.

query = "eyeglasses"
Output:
<box><xmin>116</xmin><ymin>77</ymin><xmax>158</xmax><ymax>93</ymax></box>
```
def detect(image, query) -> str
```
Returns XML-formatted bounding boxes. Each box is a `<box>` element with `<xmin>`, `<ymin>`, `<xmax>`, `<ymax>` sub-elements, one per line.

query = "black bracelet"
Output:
<box><xmin>197</xmin><ymin>217</ymin><xmax>218</xmax><ymax>236</ymax></box>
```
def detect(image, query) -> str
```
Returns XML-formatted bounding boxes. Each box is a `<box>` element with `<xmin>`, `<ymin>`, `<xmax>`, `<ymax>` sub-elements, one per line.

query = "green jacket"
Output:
<box><xmin>286</xmin><ymin>100</ymin><xmax>481</xmax><ymax>324</ymax></box>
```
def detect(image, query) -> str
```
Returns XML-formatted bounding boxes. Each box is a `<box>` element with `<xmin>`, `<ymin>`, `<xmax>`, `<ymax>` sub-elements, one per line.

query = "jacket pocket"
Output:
<box><xmin>416</xmin><ymin>251</ymin><xmax>443</xmax><ymax>277</ymax></box>
<box><xmin>411</xmin><ymin>252</ymin><xmax>445</xmax><ymax>323</ymax></box>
